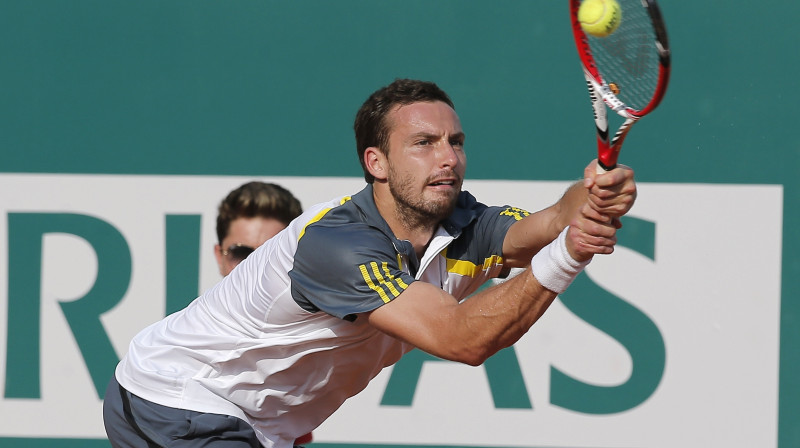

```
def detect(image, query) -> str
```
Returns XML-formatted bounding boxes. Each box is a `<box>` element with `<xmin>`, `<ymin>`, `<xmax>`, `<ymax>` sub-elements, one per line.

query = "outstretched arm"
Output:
<box><xmin>366</xmin><ymin>181</ymin><xmax>624</xmax><ymax>365</ymax></box>
<box><xmin>367</xmin><ymin>262</ymin><xmax>559</xmax><ymax>366</ymax></box>
<box><xmin>367</xmin><ymin>160</ymin><xmax>636</xmax><ymax>366</ymax></box>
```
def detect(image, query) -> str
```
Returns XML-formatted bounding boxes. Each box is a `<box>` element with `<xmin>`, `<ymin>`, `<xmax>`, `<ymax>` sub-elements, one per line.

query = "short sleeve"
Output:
<box><xmin>289</xmin><ymin>222</ymin><xmax>415</xmax><ymax>321</ymax></box>
<box><xmin>450</xmin><ymin>191</ymin><xmax>530</xmax><ymax>262</ymax></box>
<box><xmin>476</xmin><ymin>205</ymin><xmax>530</xmax><ymax>257</ymax></box>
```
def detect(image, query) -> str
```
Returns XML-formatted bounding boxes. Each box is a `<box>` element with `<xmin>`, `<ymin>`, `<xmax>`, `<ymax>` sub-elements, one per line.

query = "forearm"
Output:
<box><xmin>454</xmin><ymin>269</ymin><xmax>557</xmax><ymax>363</ymax></box>
<box><xmin>369</xmin><ymin>230</ymin><xmax>588</xmax><ymax>366</ymax></box>
<box><xmin>454</xmin><ymin>227</ymin><xmax>590</xmax><ymax>362</ymax></box>
<box><xmin>367</xmin><ymin>270</ymin><xmax>555</xmax><ymax>366</ymax></box>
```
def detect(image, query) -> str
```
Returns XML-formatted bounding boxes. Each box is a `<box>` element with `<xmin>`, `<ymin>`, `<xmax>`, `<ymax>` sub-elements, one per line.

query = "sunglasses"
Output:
<box><xmin>222</xmin><ymin>244</ymin><xmax>256</xmax><ymax>263</ymax></box>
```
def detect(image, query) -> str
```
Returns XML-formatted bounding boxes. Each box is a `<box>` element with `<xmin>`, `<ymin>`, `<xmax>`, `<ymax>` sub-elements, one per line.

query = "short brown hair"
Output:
<box><xmin>216</xmin><ymin>181</ymin><xmax>303</xmax><ymax>244</ymax></box>
<box><xmin>353</xmin><ymin>79</ymin><xmax>454</xmax><ymax>183</ymax></box>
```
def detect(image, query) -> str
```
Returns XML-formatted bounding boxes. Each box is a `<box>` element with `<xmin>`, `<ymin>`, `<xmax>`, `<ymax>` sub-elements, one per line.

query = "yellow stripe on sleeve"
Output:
<box><xmin>370</xmin><ymin>262</ymin><xmax>400</xmax><ymax>297</ymax></box>
<box><xmin>359</xmin><ymin>261</ymin><xmax>408</xmax><ymax>303</ymax></box>
<box><xmin>499</xmin><ymin>206</ymin><xmax>530</xmax><ymax>221</ymax></box>
<box><xmin>382</xmin><ymin>263</ymin><xmax>409</xmax><ymax>289</ymax></box>
<box><xmin>360</xmin><ymin>263</ymin><xmax>391</xmax><ymax>303</ymax></box>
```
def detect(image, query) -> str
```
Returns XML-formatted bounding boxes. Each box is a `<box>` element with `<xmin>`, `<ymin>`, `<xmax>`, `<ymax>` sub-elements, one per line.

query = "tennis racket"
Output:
<box><xmin>570</xmin><ymin>0</ymin><xmax>671</xmax><ymax>173</ymax></box>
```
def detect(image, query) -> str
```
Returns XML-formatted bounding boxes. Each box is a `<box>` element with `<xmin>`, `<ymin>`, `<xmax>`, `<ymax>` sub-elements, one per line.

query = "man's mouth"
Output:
<box><xmin>429</xmin><ymin>179</ymin><xmax>456</xmax><ymax>187</ymax></box>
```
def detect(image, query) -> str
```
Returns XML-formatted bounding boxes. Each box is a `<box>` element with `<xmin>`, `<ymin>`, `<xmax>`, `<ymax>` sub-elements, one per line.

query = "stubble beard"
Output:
<box><xmin>388</xmin><ymin>169</ymin><xmax>460</xmax><ymax>231</ymax></box>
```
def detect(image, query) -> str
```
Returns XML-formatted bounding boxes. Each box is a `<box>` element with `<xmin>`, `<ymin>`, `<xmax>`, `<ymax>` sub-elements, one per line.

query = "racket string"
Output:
<box><xmin>587</xmin><ymin>0</ymin><xmax>661</xmax><ymax>111</ymax></box>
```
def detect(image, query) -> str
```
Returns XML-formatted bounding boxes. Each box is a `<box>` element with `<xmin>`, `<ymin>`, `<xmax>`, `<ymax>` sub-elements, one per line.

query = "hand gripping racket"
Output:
<box><xmin>570</xmin><ymin>0</ymin><xmax>671</xmax><ymax>172</ymax></box>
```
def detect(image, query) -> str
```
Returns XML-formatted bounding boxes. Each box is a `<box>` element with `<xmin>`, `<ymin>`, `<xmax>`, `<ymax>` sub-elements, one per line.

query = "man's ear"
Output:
<box><xmin>364</xmin><ymin>146</ymin><xmax>388</xmax><ymax>181</ymax></box>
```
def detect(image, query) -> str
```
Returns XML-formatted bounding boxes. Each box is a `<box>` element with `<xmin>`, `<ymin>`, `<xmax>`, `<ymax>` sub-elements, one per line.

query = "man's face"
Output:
<box><xmin>214</xmin><ymin>216</ymin><xmax>286</xmax><ymax>276</ymax></box>
<box><xmin>383</xmin><ymin>101</ymin><xmax>466</xmax><ymax>224</ymax></box>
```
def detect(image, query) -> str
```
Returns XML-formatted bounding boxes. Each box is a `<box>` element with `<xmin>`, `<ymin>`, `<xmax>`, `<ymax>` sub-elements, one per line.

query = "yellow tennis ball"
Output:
<box><xmin>578</xmin><ymin>0</ymin><xmax>622</xmax><ymax>38</ymax></box>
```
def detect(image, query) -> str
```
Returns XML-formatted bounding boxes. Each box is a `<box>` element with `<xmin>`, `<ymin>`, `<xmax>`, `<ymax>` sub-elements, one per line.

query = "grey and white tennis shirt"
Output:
<box><xmin>115</xmin><ymin>184</ymin><xmax>528</xmax><ymax>448</ymax></box>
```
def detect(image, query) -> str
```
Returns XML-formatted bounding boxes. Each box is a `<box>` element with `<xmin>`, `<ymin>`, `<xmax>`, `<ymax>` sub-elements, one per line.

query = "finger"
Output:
<box><xmin>581</xmin><ymin>203</ymin><xmax>613</xmax><ymax>224</ymax></box>
<box><xmin>587</xmin><ymin>192</ymin><xmax>634</xmax><ymax>217</ymax></box>
<box><xmin>568</xmin><ymin>229</ymin><xmax>617</xmax><ymax>256</ymax></box>
<box><xmin>569</xmin><ymin>214</ymin><xmax>619</xmax><ymax>255</ymax></box>
<box><xmin>587</xmin><ymin>177</ymin><xmax>637</xmax><ymax>216</ymax></box>
<box><xmin>593</xmin><ymin>164</ymin><xmax>634</xmax><ymax>189</ymax></box>
<box><xmin>583</xmin><ymin>160</ymin><xmax>598</xmax><ymax>189</ymax></box>
<box><xmin>578</xmin><ymin>216</ymin><xmax>618</xmax><ymax>240</ymax></box>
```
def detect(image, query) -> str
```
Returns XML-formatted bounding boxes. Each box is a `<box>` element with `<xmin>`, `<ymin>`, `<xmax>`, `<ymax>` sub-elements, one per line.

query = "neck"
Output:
<box><xmin>372</xmin><ymin>183</ymin><xmax>438</xmax><ymax>258</ymax></box>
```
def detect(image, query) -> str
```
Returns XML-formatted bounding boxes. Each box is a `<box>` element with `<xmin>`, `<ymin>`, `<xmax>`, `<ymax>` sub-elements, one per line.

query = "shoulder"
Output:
<box><xmin>296</xmin><ymin>215</ymin><xmax>397</xmax><ymax>268</ymax></box>
<box><xmin>289</xmin><ymin>203</ymin><xmax>413</xmax><ymax>320</ymax></box>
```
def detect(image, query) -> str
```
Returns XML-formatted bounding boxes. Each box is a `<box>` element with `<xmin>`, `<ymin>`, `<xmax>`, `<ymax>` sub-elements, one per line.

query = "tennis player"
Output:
<box><xmin>103</xmin><ymin>78</ymin><xmax>636</xmax><ymax>448</ymax></box>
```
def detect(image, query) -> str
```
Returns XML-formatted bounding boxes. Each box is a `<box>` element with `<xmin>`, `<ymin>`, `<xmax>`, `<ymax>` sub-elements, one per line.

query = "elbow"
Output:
<box><xmin>446</xmin><ymin>345</ymin><xmax>497</xmax><ymax>367</ymax></box>
<box><xmin>462</xmin><ymin>356</ymin><xmax>488</xmax><ymax>367</ymax></box>
<box><xmin>420</xmin><ymin>341</ymin><xmax>491</xmax><ymax>366</ymax></box>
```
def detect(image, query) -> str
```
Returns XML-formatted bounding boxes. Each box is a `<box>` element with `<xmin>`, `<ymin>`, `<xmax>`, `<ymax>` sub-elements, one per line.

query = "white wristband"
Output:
<box><xmin>530</xmin><ymin>227</ymin><xmax>590</xmax><ymax>294</ymax></box>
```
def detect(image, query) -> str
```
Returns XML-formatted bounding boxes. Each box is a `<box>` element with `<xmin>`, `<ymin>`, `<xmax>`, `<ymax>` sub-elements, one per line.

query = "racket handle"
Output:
<box><xmin>596</xmin><ymin>161</ymin><xmax>615</xmax><ymax>174</ymax></box>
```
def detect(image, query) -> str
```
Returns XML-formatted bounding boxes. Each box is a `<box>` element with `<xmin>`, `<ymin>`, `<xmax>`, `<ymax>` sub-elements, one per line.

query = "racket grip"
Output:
<box><xmin>596</xmin><ymin>161</ymin><xmax>615</xmax><ymax>174</ymax></box>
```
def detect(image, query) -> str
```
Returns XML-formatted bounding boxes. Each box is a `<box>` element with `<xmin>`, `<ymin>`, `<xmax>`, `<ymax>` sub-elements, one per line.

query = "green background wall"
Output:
<box><xmin>1</xmin><ymin>0</ymin><xmax>797</xmax><ymax>446</ymax></box>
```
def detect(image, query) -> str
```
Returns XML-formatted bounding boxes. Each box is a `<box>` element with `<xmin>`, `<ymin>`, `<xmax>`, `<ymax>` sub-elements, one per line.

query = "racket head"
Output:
<box><xmin>571</xmin><ymin>0</ymin><xmax>671</xmax><ymax>168</ymax></box>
